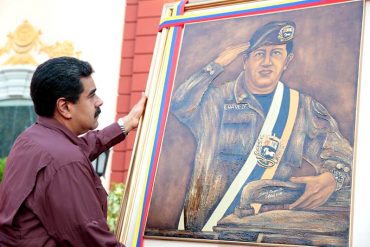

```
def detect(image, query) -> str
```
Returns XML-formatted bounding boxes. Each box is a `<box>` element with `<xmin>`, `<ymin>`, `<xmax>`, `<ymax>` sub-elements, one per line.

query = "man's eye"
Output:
<box><xmin>272</xmin><ymin>50</ymin><xmax>282</xmax><ymax>56</ymax></box>
<box><xmin>254</xmin><ymin>51</ymin><xmax>264</xmax><ymax>57</ymax></box>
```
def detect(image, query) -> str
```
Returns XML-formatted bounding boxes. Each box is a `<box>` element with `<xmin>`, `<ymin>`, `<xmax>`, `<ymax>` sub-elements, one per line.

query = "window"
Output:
<box><xmin>0</xmin><ymin>100</ymin><xmax>36</xmax><ymax>157</ymax></box>
<box><xmin>0</xmin><ymin>66</ymin><xmax>35</xmax><ymax>157</ymax></box>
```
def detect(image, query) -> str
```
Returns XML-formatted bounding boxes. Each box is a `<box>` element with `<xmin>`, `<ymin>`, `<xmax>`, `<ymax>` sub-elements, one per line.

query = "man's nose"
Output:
<box><xmin>96</xmin><ymin>96</ymin><xmax>104</xmax><ymax>107</ymax></box>
<box><xmin>262</xmin><ymin>54</ymin><xmax>272</xmax><ymax>66</ymax></box>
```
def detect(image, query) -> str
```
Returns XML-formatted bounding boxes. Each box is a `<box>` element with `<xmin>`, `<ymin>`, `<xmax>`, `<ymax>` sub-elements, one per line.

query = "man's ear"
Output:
<box><xmin>56</xmin><ymin>98</ymin><xmax>72</xmax><ymax>119</ymax></box>
<box><xmin>284</xmin><ymin>53</ymin><xmax>294</xmax><ymax>70</ymax></box>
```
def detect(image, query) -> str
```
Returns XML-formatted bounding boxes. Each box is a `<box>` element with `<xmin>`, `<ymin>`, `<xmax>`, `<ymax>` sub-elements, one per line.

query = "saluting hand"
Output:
<box><xmin>215</xmin><ymin>43</ymin><xmax>250</xmax><ymax>67</ymax></box>
<box><xmin>289</xmin><ymin>172</ymin><xmax>336</xmax><ymax>210</ymax></box>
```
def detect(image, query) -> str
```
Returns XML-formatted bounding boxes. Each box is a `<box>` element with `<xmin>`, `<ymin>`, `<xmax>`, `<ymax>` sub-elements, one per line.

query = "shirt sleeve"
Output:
<box><xmin>171</xmin><ymin>61</ymin><xmax>224</xmax><ymax>123</ymax></box>
<box><xmin>303</xmin><ymin>97</ymin><xmax>352</xmax><ymax>190</ymax></box>
<box><xmin>80</xmin><ymin>123</ymin><xmax>125</xmax><ymax>161</ymax></box>
<box><xmin>30</xmin><ymin>161</ymin><xmax>125</xmax><ymax>247</ymax></box>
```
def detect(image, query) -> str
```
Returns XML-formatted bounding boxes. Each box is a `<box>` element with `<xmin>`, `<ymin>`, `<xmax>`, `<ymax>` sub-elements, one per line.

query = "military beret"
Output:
<box><xmin>246</xmin><ymin>21</ymin><xmax>296</xmax><ymax>54</ymax></box>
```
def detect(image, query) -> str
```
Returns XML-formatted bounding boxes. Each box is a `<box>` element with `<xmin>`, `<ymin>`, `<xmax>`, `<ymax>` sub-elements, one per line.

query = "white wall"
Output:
<box><xmin>144</xmin><ymin>2</ymin><xmax>370</xmax><ymax>247</ymax></box>
<box><xmin>0</xmin><ymin>0</ymin><xmax>126</xmax><ymax>129</ymax></box>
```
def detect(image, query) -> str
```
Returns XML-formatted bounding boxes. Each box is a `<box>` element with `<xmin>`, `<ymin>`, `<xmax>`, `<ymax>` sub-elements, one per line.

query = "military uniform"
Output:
<box><xmin>171</xmin><ymin>60</ymin><xmax>352</xmax><ymax>231</ymax></box>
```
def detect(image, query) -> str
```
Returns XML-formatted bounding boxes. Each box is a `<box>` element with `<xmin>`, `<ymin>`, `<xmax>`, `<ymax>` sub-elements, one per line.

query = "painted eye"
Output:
<box><xmin>272</xmin><ymin>50</ymin><xmax>282</xmax><ymax>56</ymax></box>
<box><xmin>254</xmin><ymin>51</ymin><xmax>264</xmax><ymax>57</ymax></box>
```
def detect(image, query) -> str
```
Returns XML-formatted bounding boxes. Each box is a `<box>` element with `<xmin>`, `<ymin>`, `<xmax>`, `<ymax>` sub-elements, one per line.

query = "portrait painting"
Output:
<box><xmin>116</xmin><ymin>0</ymin><xmax>364</xmax><ymax>246</ymax></box>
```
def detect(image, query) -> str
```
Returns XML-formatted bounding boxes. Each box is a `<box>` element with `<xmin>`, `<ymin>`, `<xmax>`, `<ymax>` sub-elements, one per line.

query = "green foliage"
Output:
<box><xmin>0</xmin><ymin>157</ymin><xmax>6</xmax><ymax>182</ymax></box>
<box><xmin>107</xmin><ymin>183</ymin><xmax>125</xmax><ymax>232</ymax></box>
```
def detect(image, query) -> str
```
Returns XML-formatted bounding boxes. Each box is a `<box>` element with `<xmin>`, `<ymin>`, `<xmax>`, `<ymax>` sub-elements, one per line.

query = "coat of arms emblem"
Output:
<box><xmin>255</xmin><ymin>135</ymin><xmax>283</xmax><ymax>168</ymax></box>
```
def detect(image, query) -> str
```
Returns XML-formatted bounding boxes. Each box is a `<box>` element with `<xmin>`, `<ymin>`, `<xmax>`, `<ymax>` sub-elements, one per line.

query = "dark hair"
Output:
<box><xmin>30</xmin><ymin>57</ymin><xmax>93</xmax><ymax>117</ymax></box>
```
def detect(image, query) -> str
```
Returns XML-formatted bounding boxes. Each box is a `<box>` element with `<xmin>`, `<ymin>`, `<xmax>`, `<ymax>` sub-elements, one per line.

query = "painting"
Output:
<box><xmin>116</xmin><ymin>0</ymin><xmax>364</xmax><ymax>246</ymax></box>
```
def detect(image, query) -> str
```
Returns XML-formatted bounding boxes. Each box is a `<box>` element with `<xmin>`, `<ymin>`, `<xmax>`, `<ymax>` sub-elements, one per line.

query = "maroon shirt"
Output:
<box><xmin>0</xmin><ymin>117</ymin><xmax>126</xmax><ymax>247</ymax></box>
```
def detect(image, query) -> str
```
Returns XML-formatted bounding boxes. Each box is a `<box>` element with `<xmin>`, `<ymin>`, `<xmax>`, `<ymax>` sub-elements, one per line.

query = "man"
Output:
<box><xmin>171</xmin><ymin>21</ymin><xmax>352</xmax><ymax>231</ymax></box>
<box><xmin>0</xmin><ymin>57</ymin><xmax>146</xmax><ymax>246</ymax></box>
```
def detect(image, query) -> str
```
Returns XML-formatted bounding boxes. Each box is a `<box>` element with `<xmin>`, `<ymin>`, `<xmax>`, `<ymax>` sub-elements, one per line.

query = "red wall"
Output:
<box><xmin>111</xmin><ymin>0</ymin><xmax>174</xmax><ymax>185</ymax></box>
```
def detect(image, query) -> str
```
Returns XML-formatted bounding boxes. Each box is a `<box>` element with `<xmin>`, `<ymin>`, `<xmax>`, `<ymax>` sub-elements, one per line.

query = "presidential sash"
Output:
<box><xmin>201</xmin><ymin>82</ymin><xmax>299</xmax><ymax>231</ymax></box>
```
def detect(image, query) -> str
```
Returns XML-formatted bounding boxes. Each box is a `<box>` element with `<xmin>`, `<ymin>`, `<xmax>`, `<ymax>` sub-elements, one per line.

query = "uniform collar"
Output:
<box><xmin>233</xmin><ymin>71</ymin><xmax>281</xmax><ymax>118</ymax></box>
<box><xmin>36</xmin><ymin>116</ymin><xmax>83</xmax><ymax>146</ymax></box>
<box><xmin>234</xmin><ymin>71</ymin><xmax>251</xmax><ymax>104</ymax></box>
<box><xmin>233</xmin><ymin>71</ymin><xmax>264</xmax><ymax>117</ymax></box>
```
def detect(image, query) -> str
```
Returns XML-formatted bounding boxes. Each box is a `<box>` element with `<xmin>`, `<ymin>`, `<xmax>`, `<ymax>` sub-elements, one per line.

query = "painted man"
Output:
<box><xmin>171</xmin><ymin>21</ymin><xmax>352</xmax><ymax>231</ymax></box>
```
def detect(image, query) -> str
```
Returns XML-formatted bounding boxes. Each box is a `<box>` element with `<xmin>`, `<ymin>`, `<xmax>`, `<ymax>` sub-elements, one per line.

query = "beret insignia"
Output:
<box><xmin>278</xmin><ymin>25</ymin><xmax>295</xmax><ymax>42</ymax></box>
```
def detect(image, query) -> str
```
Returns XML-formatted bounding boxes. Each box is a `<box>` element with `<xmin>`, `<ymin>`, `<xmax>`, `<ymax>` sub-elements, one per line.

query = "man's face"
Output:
<box><xmin>244</xmin><ymin>44</ymin><xmax>293</xmax><ymax>94</ymax></box>
<box><xmin>69</xmin><ymin>76</ymin><xmax>103</xmax><ymax>135</ymax></box>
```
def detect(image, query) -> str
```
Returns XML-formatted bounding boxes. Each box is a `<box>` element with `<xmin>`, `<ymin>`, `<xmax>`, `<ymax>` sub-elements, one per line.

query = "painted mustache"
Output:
<box><xmin>94</xmin><ymin>108</ymin><xmax>101</xmax><ymax>118</ymax></box>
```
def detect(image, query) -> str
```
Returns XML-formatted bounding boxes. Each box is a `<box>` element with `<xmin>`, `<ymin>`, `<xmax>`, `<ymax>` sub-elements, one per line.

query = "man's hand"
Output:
<box><xmin>214</xmin><ymin>43</ymin><xmax>250</xmax><ymax>67</ymax></box>
<box><xmin>289</xmin><ymin>172</ymin><xmax>336</xmax><ymax>210</ymax></box>
<box><xmin>120</xmin><ymin>92</ymin><xmax>147</xmax><ymax>133</ymax></box>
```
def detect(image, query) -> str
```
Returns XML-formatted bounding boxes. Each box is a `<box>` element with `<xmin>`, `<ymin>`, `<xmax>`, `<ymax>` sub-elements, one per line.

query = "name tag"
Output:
<box><xmin>224</xmin><ymin>103</ymin><xmax>248</xmax><ymax>110</ymax></box>
<box><xmin>223</xmin><ymin>103</ymin><xmax>255</xmax><ymax>124</ymax></box>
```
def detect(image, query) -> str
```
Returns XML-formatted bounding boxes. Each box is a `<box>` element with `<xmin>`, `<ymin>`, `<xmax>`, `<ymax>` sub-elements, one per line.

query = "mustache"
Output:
<box><xmin>94</xmin><ymin>108</ymin><xmax>101</xmax><ymax>118</ymax></box>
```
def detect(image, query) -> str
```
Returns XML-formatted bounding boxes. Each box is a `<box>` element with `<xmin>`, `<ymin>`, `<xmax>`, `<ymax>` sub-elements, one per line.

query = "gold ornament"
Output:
<box><xmin>0</xmin><ymin>20</ymin><xmax>81</xmax><ymax>65</ymax></box>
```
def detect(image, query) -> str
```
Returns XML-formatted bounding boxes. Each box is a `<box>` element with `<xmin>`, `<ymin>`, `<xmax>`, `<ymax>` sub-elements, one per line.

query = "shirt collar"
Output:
<box><xmin>233</xmin><ymin>72</ymin><xmax>282</xmax><ymax>118</ymax></box>
<box><xmin>234</xmin><ymin>71</ymin><xmax>253</xmax><ymax>104</ymax></box>
<box><xmin>36</xmin><ymin>116</ymin><xmax>83</xmax><ymax>146</ymax></box>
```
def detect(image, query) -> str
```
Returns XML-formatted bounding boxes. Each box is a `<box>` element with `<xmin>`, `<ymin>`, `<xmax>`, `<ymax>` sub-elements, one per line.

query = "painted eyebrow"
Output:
<box><xmin>253</xmin><ymin>49</ymin><xmax>265</xmax><ymax>55</ymax></box>
<box><xmin>88</xmin><ymin>88</ymin><xmax>97</xmax><ymax>97</ymax></box>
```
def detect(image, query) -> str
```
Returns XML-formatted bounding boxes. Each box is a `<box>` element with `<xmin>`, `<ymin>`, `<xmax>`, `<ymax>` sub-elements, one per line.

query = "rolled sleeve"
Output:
<box><xmin>80</xmin><ymin>123</ymin><xmax>125</xmax><ymax>161</ymax></box>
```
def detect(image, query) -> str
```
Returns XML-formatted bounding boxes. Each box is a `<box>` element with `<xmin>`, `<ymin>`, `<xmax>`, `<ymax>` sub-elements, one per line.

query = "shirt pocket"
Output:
<box><xmin>219</xmin><ymin>108</ymin><xmax>257</xmax><ymax>155</ymax></box>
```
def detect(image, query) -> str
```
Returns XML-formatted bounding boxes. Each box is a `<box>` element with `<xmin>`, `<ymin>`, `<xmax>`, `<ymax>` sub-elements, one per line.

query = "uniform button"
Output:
<box><xmin>336</xmin><ymin>163</ymin><xmax>344</xmax><ymax>170</ymax></box>
<box><xmin>343</xmin><ymin>167</ymin><xmax>350</xmax><ymax>173</ymax></box>
<box><xmin>206</xmin><ymin>65</ymin><xmax>214</xmax><ymax>75</ymax></box>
